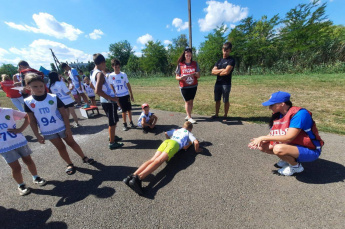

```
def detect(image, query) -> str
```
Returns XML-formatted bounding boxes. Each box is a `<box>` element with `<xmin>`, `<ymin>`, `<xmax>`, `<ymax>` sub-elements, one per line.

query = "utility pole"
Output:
<box><xmin>188</xmin><ymin>0</ymin><xmax>192</xmax><ymax>48</ymax></box>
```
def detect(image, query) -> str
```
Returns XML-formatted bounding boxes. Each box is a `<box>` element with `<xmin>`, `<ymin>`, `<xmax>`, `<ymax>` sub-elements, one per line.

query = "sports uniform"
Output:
<box><xmin>160</xmin><ymin>128</ymin><xmax>196</xmax><ymax>160</ymax></box>
<box><xmin>68</xmin><ymin>68</ymin><xmax>84</xmax><ymax>94</ymax></box>
<box><xmin>137</xmin><ymin>111</ymin><xmax>153</xmax><ymax>127</ymax></box>
<box><xmin>175</xmin><ymin>61</ymin><xmax>200</xmax><ymax>101</ymax></box>
<box><xmin>84</xmin><ymin>83</ymin><xmax>95</xmax><ymax>99</ymax></box>
<box><xmin>50</xmin><ymin>81</ymin><xmax>75</xmax><ymax>108</ymax></box>
<box><xmin>108</xmin><ymin>72</ymin><xmax>132</xmax><ymax>112</ymax></box>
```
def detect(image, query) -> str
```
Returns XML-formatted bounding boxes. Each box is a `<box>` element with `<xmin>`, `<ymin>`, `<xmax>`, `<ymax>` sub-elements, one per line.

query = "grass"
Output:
<box><xmin>1</xmin><ymin>73</ymin><xmax>344</xmax><ymax>135</ymax></box>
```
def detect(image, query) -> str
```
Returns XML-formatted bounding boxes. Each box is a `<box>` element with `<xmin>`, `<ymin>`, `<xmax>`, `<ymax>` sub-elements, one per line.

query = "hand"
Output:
<box><xmin>111</xmin><ymin>97</ymin><xmax>119</xmax><ymax>103</ymax></box>
<box><xmin>195</xmin><ymin>148</ymin><xmax>203</xmax><ymax>153</ymax></box>
<box><xmin>248</xmin><ymin>137</ymin><xmax>263</xmax><ymax>150</ymax></box>
<box><xmin>7</xmin><ymin>128</ymin><xmax>22</xmax><ymax>134</ymax></box>
<box><xmin>36</xmin><ymin>135</ymin><xmax>45</xmax><ymax>144</ymax></box>
<box><xmin>131</xmin><ymin>96</ymin><xmax>134</xmax><ymax>102</ymax></box>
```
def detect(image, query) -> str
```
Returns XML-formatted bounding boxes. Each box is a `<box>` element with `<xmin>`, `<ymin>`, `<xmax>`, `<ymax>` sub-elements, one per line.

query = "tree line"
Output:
<box><xmin>1</xmin><ymin>0</ymin><xmax>344</xmax><ymax>78</ymax></box>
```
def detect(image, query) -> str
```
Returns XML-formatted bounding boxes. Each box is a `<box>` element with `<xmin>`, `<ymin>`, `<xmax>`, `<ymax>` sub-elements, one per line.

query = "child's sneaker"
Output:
<box><xmin>83</xmin><ymin>104</ymin><xmax>90</xmax><ymax>109</ymax></box>
<box><xmin>123</xmin><ymin>123</ymin><xmax>128</xmax><ymax>131</ymax></box>
<box><xmin>129</xmin><ymin>175</ymin><xmax>144</xmax><ymax>195</ymax></box>
<box><xmin>130</xmin><ymin>121</ymin><xmax>136</xmax><ymax>128</ymax></box>
<box><xmin>185</xmin><ymin>116</ymin><xmax>189</xmax><ymax>120</ymax></box>
<box><xmin>276</xmin><ymin>159</ymin><xmax>289</xmax><ymax>168</ymax></box>
<box><xmin>123</xmin><ymin>174</ymin><xmax>134</xmax><ymax>186</ymax></box>
<box><xmin>115</xmin><ymin>135</ymin><xmax>123</xmax><ymax>142</ymax></box>
<box><xmin>188</xmin><ymin>118</ymin><xmax>197</xmax><ymax>124</ymax></box>
<box><xmin>143</xmin><ymin>127</ymin><xmax>149</xmax><ymax>134</ymax></box>
<box><xmin>75</xmin><ymin>104</ymin><xmax>81</xmax><ymax>108</ymax></box>
<box><xmin>109</xmin><ymin>141</ymin><xmax>124</xmax><ymax>150</ymax></box>
<box><xmin>33</xmin><ymin>177</ymin><xmax>47</xmax><ymax>186</ymax></box>
<box><xmin>18</xmin><ymin>184</ymin><xmax>31</xmax><ymax>196</ymax></box>
<box><xmin>278</xmin><ymin>163</ymin><xmax>304</xmax><ymax>176</ymax></box>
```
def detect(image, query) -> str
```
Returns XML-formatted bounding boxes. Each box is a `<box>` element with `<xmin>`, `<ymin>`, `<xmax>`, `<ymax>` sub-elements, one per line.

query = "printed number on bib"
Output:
<box><xmin>116</xmin><ymin>85</ymin><xmax>123</xmax><ymax>91</ymax></box>
<box><xmin>0</xmin><ymin>131</ymin><xmax>17</xmax><ymax>141</ymax></box>
<box><xmin>41</xmin><ymin>116</ymin><xmax>57</xmax><ymax>126</ymax></box>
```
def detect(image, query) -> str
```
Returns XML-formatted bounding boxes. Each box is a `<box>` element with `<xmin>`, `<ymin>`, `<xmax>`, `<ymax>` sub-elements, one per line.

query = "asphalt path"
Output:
<box><xmin>0</xmin><ymin>106</ymin><xmax>344</xmax><ymax>229</ymax></box>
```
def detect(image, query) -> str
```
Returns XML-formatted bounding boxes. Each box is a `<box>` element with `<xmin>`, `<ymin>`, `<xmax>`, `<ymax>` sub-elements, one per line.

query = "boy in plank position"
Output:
<box><xmin>123</xmin><ymin>121</ymin><xmax>202</xmax><ymax>195</ymax></box>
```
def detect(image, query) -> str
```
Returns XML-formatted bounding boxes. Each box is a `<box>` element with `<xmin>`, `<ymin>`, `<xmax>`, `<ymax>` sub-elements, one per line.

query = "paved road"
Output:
<box><xmin>0</xmin><ymin>106</ymin><xmax>344</xmax><ymax>229</ymax></box>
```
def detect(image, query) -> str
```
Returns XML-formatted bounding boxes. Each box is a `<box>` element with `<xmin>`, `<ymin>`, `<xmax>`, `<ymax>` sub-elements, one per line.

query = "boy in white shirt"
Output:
<box><xmin>109</xmin><ymin>59</ymin><xmax>135</xmax><ymax>131</ymax></box>
<box><xmin>137</xmin><ymin>103</ymin><xmax>158</xmax><ymax>134</ymax></box>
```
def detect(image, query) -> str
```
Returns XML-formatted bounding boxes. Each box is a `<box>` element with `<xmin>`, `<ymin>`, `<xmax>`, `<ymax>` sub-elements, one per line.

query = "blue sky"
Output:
<box><xmin>0</xmin><ymin>0</ymin><xmax>343</xmax><ymax>70</ymax></box>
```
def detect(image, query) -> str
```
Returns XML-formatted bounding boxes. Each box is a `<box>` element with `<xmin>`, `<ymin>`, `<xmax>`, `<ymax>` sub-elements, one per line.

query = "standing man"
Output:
<box><xmin>61</xmin><ymin>63</ymin><xmax>90</xmax><ymax>108</ymax></box>
<box><xmin>17</xmin><ymin>60</ymin><xmax>45</xmax><ymax>99</ymax></box>
<box><xmin>211</xmin><ymin>42</ymin><xmax>235</xmax><ymax>121</ymax></box>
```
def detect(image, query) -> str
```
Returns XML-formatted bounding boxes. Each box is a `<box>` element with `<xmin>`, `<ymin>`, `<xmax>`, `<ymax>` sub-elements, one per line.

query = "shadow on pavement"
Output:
<box><xmin>142</xmin><ymin>142</ymin><xmax>213</xmax><ymax>199</ymax></box>
<box><xmin>71</xmin><ymin>123</ymin><xmax>108</xmax><ymax>135</ymax></box>
<box><xmin>296</xmin><ymin>158</ymin><xmax>345</xmax><ymax>184</ymax></box>
<box><xmin>0</xmin><ymin>207</ymin><xmax>67</xmax><ymax>229</ymax></box>
<box><xmin>151</xmin><ymin>124</ymin><xmax>180</xmax><ymax>135</ymax></box>
<box><xmin>121</xmin><ymin>139</ymin><xmax>162</xmax><ymax>149</ymax></box>
<box><xmin>196</xmin><ymin>116</ymin><xmax>270</xmax><ymax>125</ymax></box>
<box><xmin>32</xmin><ymin>162</ymin><xmax>140</xmax><ymax>207</ymax></box>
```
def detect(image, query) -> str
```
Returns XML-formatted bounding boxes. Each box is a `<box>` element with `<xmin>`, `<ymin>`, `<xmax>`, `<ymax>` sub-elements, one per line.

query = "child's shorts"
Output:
<box><xmin>118</xmin><ymin>95</ymin><xmax>132</xmax><ymax>112</ymax></box>
<box><xmin>64</xmin><ymin>102</ymin><xmax>75</xmax><ymax>108</ymax></box>
<box><xmin>158</xmin><ymin>139</ymin><xmax>180</xmax><ymax>161</ymax></box>
<box><xmin>44</xmin><ymin>130</ymin><xmax>67</xmax><ymax>140</ymax></box>
<box><xmin>296</xmin><ymin>146</ymin><xmax>321</xmax><ymax>163</ymax></box>
<box><xmin>1</xmin><ymin>145</ymin><xmax>33</xmax><ymax>164</ymax></box>
<box><xmin>73</xmin><ymin>94</ymin><xmax>79</xmax><ymax>99</ymax></box>
<box><xmin>101</xmin><ymin>102</ymin><xmax>119</xmax><ymax>126</ymax></box>
<box><xmin>88</xmin><ymin>96</ymin><xmax>95</xmax><ymax>99</ymax></box>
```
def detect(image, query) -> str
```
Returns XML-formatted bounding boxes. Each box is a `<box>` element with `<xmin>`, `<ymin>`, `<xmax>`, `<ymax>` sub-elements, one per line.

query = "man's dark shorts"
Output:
<box><xmin>214</xmin><ymin>84</ymin><xmax>231</xmax><ymax>103</ymax></box>
<box><xmin>101</xmin><ymin>102</ymin><xmax>119</xmax><ymax>126</ymax></box>
<box><xmin>118</xmin><ymin>95</ymin><xmax>132</xmax><ymax>113</ymax></box>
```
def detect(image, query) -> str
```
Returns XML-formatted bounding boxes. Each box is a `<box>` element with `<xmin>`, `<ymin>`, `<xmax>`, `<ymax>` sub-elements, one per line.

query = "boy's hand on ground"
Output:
<box><xmin>195</xmin><ymin>148</ymin><xmax>203</xmax><ymax>153</ymax></box>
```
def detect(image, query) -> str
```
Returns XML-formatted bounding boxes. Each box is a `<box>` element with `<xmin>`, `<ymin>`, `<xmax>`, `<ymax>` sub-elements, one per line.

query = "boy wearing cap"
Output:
<box><xmin>248</xmin><ymin>91</ymin><xmax>324</xmax><ymax>176</ymax></box>
<box><xmin>137</xmin><ymin>103</ymin><xmax>158</xmax><ymax>134</ymax></box>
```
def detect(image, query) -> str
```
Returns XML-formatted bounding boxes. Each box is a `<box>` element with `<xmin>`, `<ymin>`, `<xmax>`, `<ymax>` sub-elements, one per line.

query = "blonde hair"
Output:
<box><xmin>1</xmin><ymin>74</ymin><xmax>11</xmax><ymax>81</ymax></box>
<box><xmin>183</xmin><ymin>121</ymin><xmax>193</xmax><ymax>131</ymax></box>
<box><xmin>25</xmin><ymin>73</ymin><xmax>44</xmax><ymax>85</ymax></box>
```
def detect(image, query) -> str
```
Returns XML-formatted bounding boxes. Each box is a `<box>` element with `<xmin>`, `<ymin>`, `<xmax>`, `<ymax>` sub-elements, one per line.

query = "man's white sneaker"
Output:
<box><xmin>188</xmin><ymin>118</ymin><xmax>197</xmax><ymax>124</ymax></box>
<box><xmin>276</xmin><ymin>160</ymin><xmax>289</xmax><ymax>168</ymax></box>
<box><xmin>18</xmin><ymin>184</ymin><xmax>31</xmax><ymax>196</ymax></box>
<box><xmin>278</xmin><ymin>164</ymin><xmax>304</xmax><ymax>176</ymax></box>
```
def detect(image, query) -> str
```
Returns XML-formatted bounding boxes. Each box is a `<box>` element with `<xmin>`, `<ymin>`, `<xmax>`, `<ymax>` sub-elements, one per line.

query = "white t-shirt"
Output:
<box><xmin>69</xmin><ymin>68</ymin><xmax>81</xmax><ymax>89</ymax></box>
<box><xmin>68</xmin><ymin>83</ymin><xmax>77</xmax><ymax>96</ymax></box>
<box><xmin>137</xmin><ymin>111</ymin><xmax>153</xmax><ymax>127</ymax></box>
<box><xmin>84</xmin><ymin>83</ymin><xmax>95</xmax><ymax>97</ymax></box>
<box><xmin>166</xmin><ymin>128</ymin><xmax>196</xmax><ymax>150</ymax></box>
<box><xmin>50</xmin><ymin>81</ymin><xmax>74</xmax><ymax>105</ymax></box>
<box><xmin>90</xmin><ymin>69</ymin><xmax>115</xmax><ymax>103</ymax></box>
<box><xmin>108</xmin><ymin>72</ymin><xmax>129</xmax><ymax>97</ymax></box>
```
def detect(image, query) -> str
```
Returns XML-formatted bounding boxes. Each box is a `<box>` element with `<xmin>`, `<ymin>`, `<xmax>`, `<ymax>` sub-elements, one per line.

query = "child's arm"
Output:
<box><xmin>193</xmin><ymin>139</ymin><xmax>202</xmax><ymax>153</ymax></box>
<box><xmin>27</xmin><ymin>112</ymin><xmax>45</xmax><ymax>144</ymax></box>
<box><xmin>150</xmin><ymin>115</ymin><xmax>158</xmax><ymax>128</ymax></box>
<box><xmin>126</xmin><ymin>83</ymin><xmax>134</xmax><ymax>102</ymax></box>
<box><xmin>164</xmin><ymin>132</ymin><xmax>171</xmax><ymax>139</ymax></box>
<box><xmin>58</xmin><ymin>107</ymin><xmax>72</xmax><ymax>138</ymax></box>
<box><xmin>95</xmin><ymin>73</ymin><xmax>118</xmax><ymax>103</ymax></box>
<box><xmin>7</xmin><ymin>114</ymin><xmax>30</xmax><ymax>134</ymax></box>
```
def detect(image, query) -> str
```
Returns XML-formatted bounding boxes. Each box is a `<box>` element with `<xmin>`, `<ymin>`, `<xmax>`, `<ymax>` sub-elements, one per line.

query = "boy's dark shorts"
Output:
<box><xmin>118</xmin><ymin>95</ymin><xmax>132</xmax><ymax>112</ymax></box>
<box><xmin>180</xmin><ymin>87</ymin><xmax>197</xmax><ymax>102</ymax></box>
<box><xmin>101</xmin><ymin>103</ymin><xmax>119</xmax><ymax>126</ymax></box>
<box><xmin>214</xmin><ymin>84</ymin><xmax>231</xmax><ymax>103</ymax></box>
<box><xmin>64</xmin><ymin>102</ymin><xmax>75</xmax><ymax>108</ymax></box>
<box><xmin>88</xmin><ymin>96</ymin><xmax>95</xmax><ymax>99</ymax></box>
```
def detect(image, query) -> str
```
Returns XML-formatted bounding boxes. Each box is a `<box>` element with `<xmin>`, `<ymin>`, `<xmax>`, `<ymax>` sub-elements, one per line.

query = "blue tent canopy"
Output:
<box><xmin>39</xmin><ymin>66</ymin><xmax>50</xmax><ymax>76</ymax></box>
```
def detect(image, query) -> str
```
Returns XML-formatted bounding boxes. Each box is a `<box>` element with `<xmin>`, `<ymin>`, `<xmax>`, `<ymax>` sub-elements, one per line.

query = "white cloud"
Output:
<box><xmin>163</xmin><ymin>40</ymin><xmax>172</xmax><ymax>45</ymax></box>
<box><xmin>5</xmin><ymin>12</ymin><xmax>83</xmax><ymax>41</ymax></box>
<box><xmin>88</xmin><ymin>29</ymin><xmax>104</xmax><ymax>40</ymax></box>
<box><xmin>1</xmin><ymin>39</ymin><xmax>94</xmax><ymax>70</ymax></box>
<box><xmin>230</xmin><ymin>24</ymin><xmax>236</xmax><ymax>29</ymax></box>
<box><xmin>134</xmin><ymin>52</ymin><xmax>142</xmax><ymax>57</ymax></box>
<box><xmin>0</xmin><ymin>48</ymin><xmax>9</xmax><ymax>57</ymax></box>
<box><xmin>172</xmin><ymin>18</ymin><xmax>189</xmax><ymax>31</ymax></box>
<box><xmin>198</xmin><ymin>1</ymin><xmax>248</xmax><ymax>32</ymax></box>
<box><xmin>166</xmin><ymin>25</ymin><xmax>170</xmax><ymax>28</ymax></box>
<box><xmin>137</xmin><ymin>34</ymin><xmax>153</xmax><ymax>45</ymax></box>
<box><xmin>133</xmin><ymin>45</ymin><xmax>138</xmax><ymax>50</ymax></box>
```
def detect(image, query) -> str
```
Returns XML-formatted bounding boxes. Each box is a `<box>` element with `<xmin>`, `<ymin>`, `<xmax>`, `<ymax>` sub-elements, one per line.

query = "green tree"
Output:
<box><xmin>0</xmin><ymin>64</ymin><xmax>17</xmax><ymax>78</ymax></box>
<box><xmin>50</xmin><ymin>63</ymin><xmax>57</xmax><ymax>72</ymax></box>
<box><xmin>198</xmin><ymin>25</ymin><xmax>227</xmax><ymax>74</ymax></box>
<box><xmin>140</xmin><ymin>41</ymin><xmax>169</xmax><ymax>74</ymax></box>
<box><xmin>126</xmin><ymin>55</ymin><xmax>142</xmax><ymax>73</ymax></box>
<box><xmin>167</xmin><ymin>34</ymin><xmax>190</xmax><ymax>73</ymax></box>
<box><xmin>109</xmin><ymin>40</ymin><xmax>134</xmax><ymax>66</ymax></box>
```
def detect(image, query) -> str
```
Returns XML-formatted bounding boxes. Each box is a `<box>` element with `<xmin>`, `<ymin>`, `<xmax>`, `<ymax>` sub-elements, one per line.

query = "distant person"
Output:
<box><xmin>0</xmin><ymin>103</ymin><xmax>46</xmax><ymax>196</ymax></box>
<box><xmin>123</xmin><ymin>121</ymin><xmax>202</xmax><ymax>195</ymax></box>
<box><xmin>17</xmin><ymin>60</ymin><xmax>45</xmax><ymax>98</ymax></box>
<box><xmin>248</xmin><ymin>91</ymin><xmax>324</xmax><ymax>176</ymax></box>
<box><xmin>24</xmin><ymin>73</ymin><xmax>94</xmax><ymax>175</ymax></box>
<box><xmin>61</xmin><ymin>63</ymin><xmax>90</xmax><ymax>108</ymax></box>
<box><xmin>48</xmin><ymin>72</ymin><xmax>80</xmax><ymax>127</ymax></box>
<box><xmin>78</xmin><ymin>69</ymin><xmax>86</xmax><ymax>80</ymax></box>
<box><xmin>83</xmin><ymin>77</ymin><xmax>96</xmax><ymax>106</ymax></box>
<box><xmin>137</xmin><ymin>103</ymin><xmax>158</xmax><ymax>134</ymax></box>
<box><xmin>0</xmin><ymin>74</ymin><xmax>25</xmax><ymax>111</ymax></box>
<box><xmin>109</xmin><ymin>58</ymin><xmax>135</xmax><ymax>131</ymax></box>
<box><xmin>175</xmin><ymin>48</ymin><xmax>200</xmax><ymax>124</ymax></box>
<box><xmin>67</xmin><ymin>77</ymin><xmax>80</xmax><ymax>108</ymax></box>
<box><xmin>90</xmin><ymin>53</ymin><xmax>123</xmax><ymax>150</ymax></box>
<box><xmin>211</xmin><ymin>42</ymin><xmax>235</xmax><ymax>121</ymax></box>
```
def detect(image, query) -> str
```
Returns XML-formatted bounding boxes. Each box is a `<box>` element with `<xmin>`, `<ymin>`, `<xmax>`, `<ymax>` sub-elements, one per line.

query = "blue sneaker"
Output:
<box><xmin>83</xmin><ymin>104</ymin><xmax>90</xmax><ymax>108</ymax></box>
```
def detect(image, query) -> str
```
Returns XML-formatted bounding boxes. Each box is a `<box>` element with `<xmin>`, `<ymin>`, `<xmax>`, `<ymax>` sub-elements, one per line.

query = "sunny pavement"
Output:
<box><xmin>0</xmin><ymin>106</ymin><xmax>344</xmax><ymax>229</ymax></box>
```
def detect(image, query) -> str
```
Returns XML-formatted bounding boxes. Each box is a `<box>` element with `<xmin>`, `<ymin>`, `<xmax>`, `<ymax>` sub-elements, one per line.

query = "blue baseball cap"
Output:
<box><xmin>262</xmin><ymin>91</ymin><xmax>291</xmax><ymax>106</ymax></box>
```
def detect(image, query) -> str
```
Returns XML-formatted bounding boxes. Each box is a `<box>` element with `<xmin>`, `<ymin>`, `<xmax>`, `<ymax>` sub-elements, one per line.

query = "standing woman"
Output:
<box><xmin>175</xmin><ymin>48</ymin><xmax>200</xmax><ymax>124</ymax></box>
<box><xmin>248</xmin><ymin>91</ymin><xmax>324</xmax><ymax>176</ymax></box>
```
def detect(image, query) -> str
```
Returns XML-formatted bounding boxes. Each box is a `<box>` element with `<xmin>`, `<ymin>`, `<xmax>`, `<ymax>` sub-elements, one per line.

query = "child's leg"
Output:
<box><xmin>69</xmin><ymin>107</ymin><xmax>79</xmax><ymax>124</ymax></box>
<box><xmin>91</xmin><ymin>98</ymin><xmax>96</xmax><ymax>106</ymax></box>
<box><xmin>49</xmin><ymin>138</ymin><xmax>73</xmax><ymax>164</ymax></box>
<box><xmin>135</xmin><ymin>152</ymin><xmax>169</xmax><ymax>180</ymax></box>
<box><xmin>109</xmin><ymin>125</ymin><xmax>116</xmax><ymax>143</ymax></box>
<box><xmin>122</xmin><ymin>112</ymin><xmax>127</xmax><ymax>123</ymax></box>
<box><xmin>62</xmin><ymin>134</ymin><xmax>85</xmax><ymax>159</ymax></box>
<box><xmin>80</xmin><ymin>93</ymin><xmax>90</xmax><ymax>105</ymax></box>
<box><xmin>76</xmin><ymin>94</ymin><xmax>81</xmax><ymax>105</ymax></box>
<box><xmin>128</xmin><ymin>110</ymin><xmax>133</xmax><ymax>122</ymax></box>
<box><xmin>133</xmin><ymin>151</ymin><xmax>163</xmax><ymax>176</ymax></box>
<box><xmin>21</xmin><ymin>155</ymin><xmax>38</xmax><ymax>176</ymax></box>
<box><xmin>8</xmin><ymin>160</ymin><xmax>24</xmax><ymax>184</ymax></box>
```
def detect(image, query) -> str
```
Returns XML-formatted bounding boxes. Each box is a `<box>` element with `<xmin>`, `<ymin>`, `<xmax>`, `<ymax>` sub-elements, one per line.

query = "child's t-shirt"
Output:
<box><xmin>68</xmin><ymin>83</ymin><xmax>78</xmax><ymax>96</ymax></box>
<box><xmin>166</xmin><ymin>128</ymin><xmax>196</xmax><ymax>150</ymax></box>
<box><xmin>0</xmin><ymin>108</ymin><xmax>28</xmax><ymax>153</ymax></box>
<box><xmin>50</xmin><ymin>81</ymin><xmax>74</xmax><ymax>105</ymax></box>
<box><xmin>108</xmin><ymin>72</ymin><xmax>129</xmax><ymax>97</ymax></box>
<box><xmin>137</xmin><ymin>111</ymin><xmax>153</xmax><ymax>127</ymax></box>
<box><xmin>84</xmin><ymin>83</ymin><xmax>95</xmax><ymax>97</ymax></box>
<box><xmin>69</xmin><ymin>68</ymin><xmax>81</xmax><ymax>89</ymax></box>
